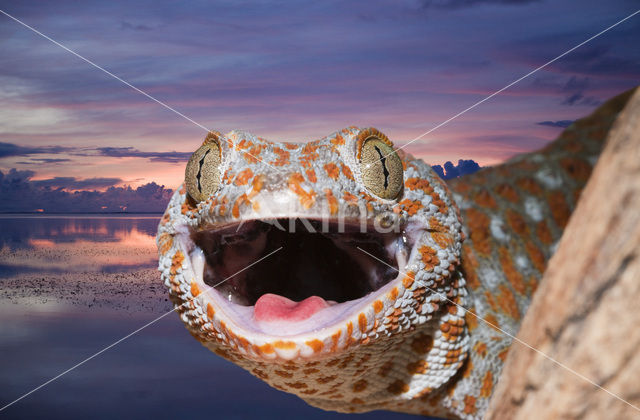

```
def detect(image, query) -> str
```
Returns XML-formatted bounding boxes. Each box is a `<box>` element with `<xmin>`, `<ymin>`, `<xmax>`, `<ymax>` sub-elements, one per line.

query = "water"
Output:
<box><xmin>0</xmin><ymin>215</ymin><xmax>422</xmax><ymax>419</ymax></box>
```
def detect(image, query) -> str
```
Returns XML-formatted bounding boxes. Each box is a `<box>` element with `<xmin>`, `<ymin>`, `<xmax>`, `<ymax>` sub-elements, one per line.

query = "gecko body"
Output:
<box><xmin>157</xmin><ymin>90</ymin><xmax>633</xmax><ymax>419</ymax></box>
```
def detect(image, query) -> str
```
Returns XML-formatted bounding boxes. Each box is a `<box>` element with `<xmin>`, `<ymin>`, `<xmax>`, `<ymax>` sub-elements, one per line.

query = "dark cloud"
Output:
<box><xmin>95</xmin><ymin>147</ymin><xmax>192</xmax><ymax>163</ymax></box>
<box><xmin>562</xmin><ymin>76</ymin><xmax>589</xmax><ymax>93</ymax></box>
<box><xmin>15</xmin><ymin>158</ymin><xmax>72</xmax><ymax>164</ymax></box>
<box><xmin>421</xmin><ymin>0</ymin><xmax>539</xmax><ymax>9</ymax></box>
<box><xmin>0</xmin><ymin>169</ymin><xmax>172</xmax><ymax>213</ymax></box>
<box><xmin>557</xmin><ymin>76</ymin><xmax>600</xmax><ymax>106</ymax></box>
<box><xmin>561</xmin><ymin>93</ymin><xmax>601</xmax><ymax>107</ymax></box>
<box><xmin>31</xmin><ymin>177</ymin><xmax>122</xmax><ymax>190</ymax></box>
<box><xmin>0</xmin><ymin>142</ymin><xmax>191</xmax><ymax>164</ymax></box>
<box><xmin>0</xmin><ymin>143</ymin><xmax>71</xmax><ymax>158</ymax></box>
<box><xmin>120</xmin><ymin>21</ymin><xmax>153</xmax><ymax>31</ymax></box>
<box><xmin>536</xmin><ymin>120</ymin><xmax>574</xmax><ymax>128</ymax></box>
<box><xmin>431</xmin><ymin>159</ymin><xmax>481</xmax><ymax>180</ymax></box>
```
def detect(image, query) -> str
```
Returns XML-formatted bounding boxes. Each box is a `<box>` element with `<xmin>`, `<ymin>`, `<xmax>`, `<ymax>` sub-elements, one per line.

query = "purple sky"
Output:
<box><xmin>0</xmin><ymin>0</ymin><xmax>639</xmax><ymax>193</ymax></box>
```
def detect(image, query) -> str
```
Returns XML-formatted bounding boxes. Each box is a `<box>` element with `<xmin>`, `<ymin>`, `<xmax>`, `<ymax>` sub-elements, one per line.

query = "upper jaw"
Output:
<box><xmin>178</xmin><ymin>216</ymin><xmax>425</xmax><ymax>358</ymax></box>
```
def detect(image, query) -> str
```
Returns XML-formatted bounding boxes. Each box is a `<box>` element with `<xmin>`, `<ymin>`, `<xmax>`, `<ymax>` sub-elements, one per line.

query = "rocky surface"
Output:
<box><xmin>485</xmin><ymin>87</ymin><xmax>640</xmax><ymax>419</ymax></box>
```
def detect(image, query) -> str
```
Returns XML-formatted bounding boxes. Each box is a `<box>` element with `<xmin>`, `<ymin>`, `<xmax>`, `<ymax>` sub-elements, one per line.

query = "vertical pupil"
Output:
<box><xmin>373</xmin><ymin>145</ymin><xmax>389</xmax><ymax>189</ymax></box>
<box><xmin>196</xmin><ymin>149</ymin><xmax>210</xmax><ymax>192</ymax></box>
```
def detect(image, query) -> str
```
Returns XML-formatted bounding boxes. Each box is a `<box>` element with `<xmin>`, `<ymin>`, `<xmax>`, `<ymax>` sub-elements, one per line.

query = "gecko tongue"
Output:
<box><xmin>254</xmin><ymin>294</ymin><xmax>331</xmax><ymax>322</ymax></box>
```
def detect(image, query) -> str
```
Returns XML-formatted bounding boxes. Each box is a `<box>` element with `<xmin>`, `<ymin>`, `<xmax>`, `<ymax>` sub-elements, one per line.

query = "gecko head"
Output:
<box><xmin>157</xmin><ymin>127</ymin><xmax>467</xmax><ymax>404</ymax></box>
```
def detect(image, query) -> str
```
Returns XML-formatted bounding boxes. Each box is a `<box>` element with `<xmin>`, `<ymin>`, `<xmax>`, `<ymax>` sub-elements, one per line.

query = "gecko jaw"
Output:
<box><xmin>186</xmin><ymin>218</ymin><xmax>413</xmax><ymax>339</ymax></box>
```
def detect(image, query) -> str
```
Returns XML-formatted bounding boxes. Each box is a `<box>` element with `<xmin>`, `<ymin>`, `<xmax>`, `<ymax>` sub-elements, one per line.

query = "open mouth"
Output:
<box><xmin>188</xmin><ymin>218</ymin><xmax>413</xmax><ymax>336</ymax></box>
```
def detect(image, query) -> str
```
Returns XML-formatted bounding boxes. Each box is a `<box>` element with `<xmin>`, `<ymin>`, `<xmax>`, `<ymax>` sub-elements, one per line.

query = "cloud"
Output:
<box><xmin>120</xmin><ymin>21</ymin><xmax>153</xmax><ymax>31</ymax></box>
<box><xmin>536</xmin><ymin>120</ymin><xmax>574</xmax><ymax>128</ymax></box>
<box><xmin>15</xmin><ymin>158</ymin><xmax>72</xmax><ymax>164</ymax></box>
<box><xmin>421</xmin><ymin>0</ymin><xmax>539</xmax><ymax>9</ymax></box>
<box><xmin>94</xmin><ymin>147</ymin><xmax>192</xmax><ymax>163</ymax></box>
<box><xmin>0</xmin><ymin>142</ymin><xmax>71</xmax><ymax>158</ymax></box>
<box><xmin>31</xmin><ymin>177</ymin><xmax>122</xmax><ymax>190</ymax></box>
<box><xmin>0</xmin><ymin>169</ymin><xmax>173</xmax><ymax>213</ymax></box>
<box><xmin>561</xmin><ymin>93</ymin><xmax>601</xmax><ymax>107</ymax></box>
<box><xmin>431</xmin><ymin>159</ymin><xmax>481</xmax><ymax>180</ymax></box>
<box><xmin>0</xmin><ymin>142</ymin><xmax>192</xmax><ymax>164</ymax></box>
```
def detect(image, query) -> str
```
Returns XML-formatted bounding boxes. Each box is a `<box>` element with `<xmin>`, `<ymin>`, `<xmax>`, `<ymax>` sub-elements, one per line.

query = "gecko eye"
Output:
<box><xmin>185</xmin><ymin>134</ymin><xmax>222</xmax><ymax>202</ymax></box>
<box><xmin>359</xmin><ymin>133</ymin><xmax>403</xmax><ymax>200</ymax></box>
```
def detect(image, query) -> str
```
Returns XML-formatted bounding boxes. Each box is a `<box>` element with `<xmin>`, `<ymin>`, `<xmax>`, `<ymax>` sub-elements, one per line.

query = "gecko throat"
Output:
<box><xmin>188</xmin><ymin>218</ymin><xmax>412</xmax><ymax>333</ymax></box>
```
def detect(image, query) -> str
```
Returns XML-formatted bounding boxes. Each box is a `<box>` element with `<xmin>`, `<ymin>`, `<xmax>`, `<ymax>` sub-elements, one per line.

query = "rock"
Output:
<box><xmin>485</xmin><ymin>87</ymin><xmax>640</xmax><ymax>419</ymax></box>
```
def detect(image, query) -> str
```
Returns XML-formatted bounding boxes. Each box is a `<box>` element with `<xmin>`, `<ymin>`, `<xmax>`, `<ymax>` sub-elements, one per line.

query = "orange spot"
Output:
<box><xmin>526</xmin><ymin>241</ymin><xmax>546</xmax><ymax>273</ymax></box>
<box><xmin>506</xmin><ymin>209</ymin><xmax>528</xmax><ymax>235</ymax></box>
<box><xmin>306</xmin><ymin>339</ymin><xmax>323</xmax><ymax>353</ymax></box>
<box><xmin>206</xmin><ymin>303</ymin><xmax>215</xmax><ymax>319</ymax></box>
<box><xmin>465</xmin><ymin>208</ymin><xmax>492</xmax><ymax>257</ymax></box>
<box><xmin>249</xmin><ymin>174</ymin><xmax>265</xmax><ymax>197</ymax></box>
<box><xmin>516</xmin><ymin>177</ymin><xmax>542</xmax><ymax>195</ymax></box>
<box><xmin>190</xmin><ymin>282</ymin><xmax>200</xmax><ymax>297</ymax></box>
<box><xmin>372</xmin><ymin>300</ymin><xmax>383</xmax><ymax>314</ymax></box>
<box><xmin>480</xmin><ymin>371</ymin><xmax>493</xmax><ymax>398</ymax></box>
<box><xmin>234</xmin><ymin>168</ymin><xmax>254</xmax><ymax>186</ymax></box>
<box><xmin>407</xmin><ymin>360</ymin><xmax>429</xmax><ymax>374</ymax></box>
<box><xmin>473</xmin><ymin>189</ymin><xmax>497</xmax><ymax>209</ymax></box>
<box><xmin>494</xmin><ymin>183</ymin><xmax>519</xmax><ymax>203</ymax></box>
<box><xmin>560</xmin><ymin>157</ymin><xmax>591</xmax><ymax>183</ymax></box>
<box><xmin>549</xmin><ymin>190</ymin><xmax>571</xmax><ymax>228</ymax></box>
<box><xmin>405</xmin><ymin>177</ymin><xmax>433</xmax><ymax>193</ymax></box>
<box><xmin>324</xmin><ymin>162</ymin><xmax>340</xmax><ymax>180</ymax></box>
<box><xmin>305</xmin><ymin>168</ymin><xmax>317</xmax><ymax>183</ymax></box>
<box><xmin>271</xmin><ymin>147</ymin><xmax>290</xmax><ymax>166</ymax></box>
<box><xmin>474</xmin><ymin>341</ymin><xmax>488</xmax><ymax>357</ymax></box>
<box><xmin>346</xmin><ymin>322</ymin><xmax>353</xmax><ymax>339</ymax></box>
<box><xmin>232</xmin><ymin>194</ymin><xmax>250</xmax><ymax>218</ymax></box>
<box><xmin>496</xmin><ymin>284</ymin><xmax>520</xmax><ymax>320</ymax></box>
<box><xmin>419</xmin><ymin>245</ymin><xmax>440</xmax><ymax>270</ymax></box>
<box><xmin>331</xmin><ymin>330</ymin><xmax>341</xmax><ymax>352</ymax></box>
<box><xmin>324</xmin><ymin>189</ymin><xmax>339</xmax><ymax>215</ymax></box>
<box><xmin>402</xmin><ymin>271</ymin><xmax>415</xmax><ymax>288</ymax></box>
<box><xmin>536</xmin><ymin>220</ymin><xmax>553</xmax><ymax>245</ymax></box>
<box><xmin>353</xmin><ymin>379</ymin><xmax>368</xmax><ymax>392</ymax></box>
<box><xmin>157</xmin><ymin>233</ymin><xmax>173</xmax><ymax>254</ymax></box>
<box><xmin>341</xmin><ymin>164</ymin><xmax>354</xmax><ymax>180</ymax></box>
<box><xmin>388</xmin><ymin>287</ymin><xmax>399</xmax><ymax>300</ymax></box>
<box><xmin>316</xmin><ymin>375</ymin><xmax>337</xmax><ymax>384</ymax></box>
<box><xmin>284</xmin><ymin>381</ymin><xmax>307</xmax><ymax>389</ymax></box>
<box><xmin>398</xmin><ymin>199</ymin><xmax>424</xmax><ymax>216</ymax></box>
<box><xmin>387</xmin><ymin>380</ymin><xmax>409</xmax><ymax>395</ymax></box>
<box><xmin>331</xmin><ymin>134</ymin><xmax>345</xmax><ymax>145</ymax></box>
<box><xmin>498</xmin><ymin>246</ymin><xmax>527</xmax><ymax>295</ymax></box>
<box><xmin>343</xmin><ymin>191</ymin><xmax>359</xmax><ymax>206</ymax></box>
<box><xmin>288</xmin><ymin>173</ymin><xmax>317</xmax><ymax>209</ymax></box>
<box><xmin>358</xmin><ymin>313</ymin><xmax>367</xmax><ymax>333</ymax></box>
<box><xmin>463</xmin><ymin>395</ymin><xmax>477</xmax><ymax>415</ymax></box>
<box><xmin>274</xmin><ymin>341</ymin><xmax>296</xmax><ymax>350</ymax></box>
<box><xmin>170</xmin><ymin>251</ymin><xmax>184</xmax><ymax>276</ymax></box>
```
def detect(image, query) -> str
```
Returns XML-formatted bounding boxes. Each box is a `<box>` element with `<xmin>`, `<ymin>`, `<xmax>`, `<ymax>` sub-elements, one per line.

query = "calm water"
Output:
<box><xmin>0</xmin><ymin>215</ymin><xmax>422</xmax><ymax>419</ymax></box>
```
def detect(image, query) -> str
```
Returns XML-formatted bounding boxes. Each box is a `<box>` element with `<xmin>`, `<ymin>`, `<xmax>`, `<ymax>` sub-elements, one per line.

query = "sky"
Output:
<box><xmin>0</xmin><ymin>0</ymin><xmax>639</xmax><ymax>211</ymax></box>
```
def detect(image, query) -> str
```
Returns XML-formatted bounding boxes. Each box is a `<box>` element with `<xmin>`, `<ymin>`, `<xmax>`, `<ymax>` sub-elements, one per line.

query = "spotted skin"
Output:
<box><xmin>157</xmin><ymin>90</ymin><xmax>634</xmax><ymax>419</ymax></box>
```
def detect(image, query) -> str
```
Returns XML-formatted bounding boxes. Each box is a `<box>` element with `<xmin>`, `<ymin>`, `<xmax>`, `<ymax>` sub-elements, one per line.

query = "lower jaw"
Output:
<box><xmin>186</xmin><ymin>218</ymin><xmax>414</xmax><ymax>337</ymax></box>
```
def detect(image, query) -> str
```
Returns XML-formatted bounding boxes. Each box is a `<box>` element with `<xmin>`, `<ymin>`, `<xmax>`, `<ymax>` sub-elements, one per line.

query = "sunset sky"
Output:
<box><xmin>1</xmin><ymin>0</ymin><xmax>639</xmax><ymax>194</ymax></box>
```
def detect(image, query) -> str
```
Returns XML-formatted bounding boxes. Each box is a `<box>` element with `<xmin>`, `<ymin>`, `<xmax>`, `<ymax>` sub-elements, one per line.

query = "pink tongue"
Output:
<box><xmin>254</xmin><ymin>294</ymin><xmax>330</xmax><ymax>322</ymax></box>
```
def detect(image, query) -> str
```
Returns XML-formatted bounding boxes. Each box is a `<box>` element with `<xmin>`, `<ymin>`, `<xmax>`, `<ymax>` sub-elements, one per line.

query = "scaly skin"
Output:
<box><xmin>156</xmin><ymin>89</ymin><xmax>634</xmax><ymax>419</ymax></box>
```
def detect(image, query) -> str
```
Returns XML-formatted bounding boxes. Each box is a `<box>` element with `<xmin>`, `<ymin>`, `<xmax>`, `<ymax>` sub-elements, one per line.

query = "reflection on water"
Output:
<box><xmin>0</xmin><ymin>215</ymin><xmax>422</xmax><ymax>420</ymax></box>
<box><xmin>0</xmin><ymin>214</ymin><xmax>160</xmax><ymax>250</ymax></box>
<box><xmin>0</xmin><ymin>215</ymin><xmax>159</xmax><ymax>277</ymax></box>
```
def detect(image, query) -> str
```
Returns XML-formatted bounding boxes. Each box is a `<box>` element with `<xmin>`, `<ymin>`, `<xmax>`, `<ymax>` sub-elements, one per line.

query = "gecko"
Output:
<box><xmin>156</xmin><ymin>88</ymin><xmax>634</xmax><ymax>419</ymax></box>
